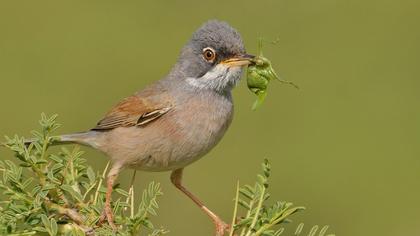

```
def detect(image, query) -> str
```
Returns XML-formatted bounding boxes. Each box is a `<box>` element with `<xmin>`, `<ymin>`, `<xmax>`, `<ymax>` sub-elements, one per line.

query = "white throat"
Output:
<box><xmin>186</xmin><ymin>64</ymin><xmax>243</xmax><ymax>92</ymax></box>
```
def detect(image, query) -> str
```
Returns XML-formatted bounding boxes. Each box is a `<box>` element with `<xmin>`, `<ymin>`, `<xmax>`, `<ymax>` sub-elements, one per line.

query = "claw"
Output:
<box><xmin>97</xmin><ymin>207</ymin><xmax>117</xmax><ymax>230</ymax></box>
<box><xmin>214</xmin><ymin>220</ymin><xmax>230</xmax><ymax>236</ymax></box>
<box><xmin>105</xmin><ymin>205</ymin><xmax>117</xmax><ymax>230</ymax></box>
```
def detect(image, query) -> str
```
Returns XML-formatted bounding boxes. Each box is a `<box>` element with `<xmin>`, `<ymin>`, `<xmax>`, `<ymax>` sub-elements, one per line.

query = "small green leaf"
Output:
<box><xmin>238</xmin><ymin>199</ymin><xmax>250</xmax><ymax>210</ymax></box>
<box><xmin>50</xmin><ymin>218</ymin><xmax>58</xmax><ymax>236</ymax></box>
<box><xmin>115</xmin><ymin>188</ymin><xmax>129</xmax><ymax>197</ymax></box>
<box><xmin>35</xmin><ymin>159</ymin><xmax>48</xmax><ymax>165</ymax></box>
<box><xmin>319</xmin><ymin>225</ymin><xmax>329</xmax><ymax>236</ymax></box>
<box><xmin>308</xmin><ymin>225</ymin><xmax>319</xmax><ymax>236</ymax></box>
<box><xmin>60</xmin><ymin>185</ymin><xmax>83</xmax><ymax>202</ymax></box>
<box><xmin>32</xmin><ymin>226</ymin><xmax>48</xmax><ymax>232</ymax></box>
<box><xmin>295</xmin><ymin>223</ymin><xmax>305</xmax><ymax>235</ymax></box>
<box><xmin>86</xmin><ymin>166</ymin><xmax>95</xmax><ymax>184</ymax></box>
<box><xmin>235</xmin><ymin>218</ymin><xmax>252</xmax><ymax>228</ymax></box>
<box><xmin>49</xmin><ymin>155</ymin><xmax>63</xmax><ymax>163</ymax></box>
<box><xmin>40</xmin><ymin>214</ymin><xmax>50</xmax><ymax>230</ymax></box>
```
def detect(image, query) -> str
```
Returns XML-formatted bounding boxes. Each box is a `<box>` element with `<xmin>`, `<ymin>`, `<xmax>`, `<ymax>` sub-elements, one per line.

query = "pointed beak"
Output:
<box><xmin>221</xmin><ymin>54</ymin><xmax>255</xmax><ymax>67</ymax></box>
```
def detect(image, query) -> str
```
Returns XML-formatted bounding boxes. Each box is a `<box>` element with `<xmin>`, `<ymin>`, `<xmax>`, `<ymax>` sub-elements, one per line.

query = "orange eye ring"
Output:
<box><xmin>202</xmin><ymin>47</ymin><xmax>216</xmax><ymax>62</ymax></box>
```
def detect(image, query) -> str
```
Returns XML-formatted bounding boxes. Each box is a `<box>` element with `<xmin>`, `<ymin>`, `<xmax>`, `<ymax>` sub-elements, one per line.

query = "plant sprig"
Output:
<box><xmin>229</xmin><ymin>159</ymin><xmax>334</xmax><ymax>236</ymax></box>
<box><xmin>0</xmin><ymin>114</ymin><xmax>167</xmax><ymax>236</ymax></box>
<box><xmin>1</xmin><ymin>114</ymin><xmax>334</xmax><ymax>236</ymax></box>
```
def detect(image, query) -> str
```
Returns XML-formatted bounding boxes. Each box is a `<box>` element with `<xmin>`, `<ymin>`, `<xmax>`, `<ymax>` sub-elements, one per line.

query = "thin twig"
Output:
<box><xmin>94</xmin><ymin>161</ymin><xmax>110</xmax><ymax>205</ymax></box>
<box><xmin>228</xmin><ymin>181</ymin><xmax>240</xmax><ymax>236</ymax></box>
<box><xmin>239</xmin><ymin>198</ymin><xmax>255</xmax><ymax>236</ymax></box>
<box><xmin>125</xmin><ymin>170</ymin><xmax>137</xmax><ymax>218</ymax></box>
<box><xmin>245</xmin><ymin>186</ymin><xmax>266</xmax><ymax>236</ymax></box>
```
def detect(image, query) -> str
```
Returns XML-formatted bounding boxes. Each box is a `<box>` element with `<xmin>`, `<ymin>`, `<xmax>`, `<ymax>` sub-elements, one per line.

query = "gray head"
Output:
<box><xmin>170</xmin><ymin>20</ymin><xmax>254</xmax><ymax>93</ymax></box>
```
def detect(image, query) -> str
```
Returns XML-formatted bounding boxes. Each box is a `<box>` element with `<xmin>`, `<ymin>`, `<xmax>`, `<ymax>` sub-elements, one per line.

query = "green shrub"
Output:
<box><xmin>0</xmin><ymin>114</ymin><xmax>334</xmax><ymax>236</ymax></box>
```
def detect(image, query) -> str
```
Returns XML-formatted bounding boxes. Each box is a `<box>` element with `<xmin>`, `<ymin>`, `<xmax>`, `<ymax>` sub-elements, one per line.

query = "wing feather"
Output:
<box><xmin>92</xmin><ymin>93</ymin><xmax>172</xmax><ymax>131</ymax></box>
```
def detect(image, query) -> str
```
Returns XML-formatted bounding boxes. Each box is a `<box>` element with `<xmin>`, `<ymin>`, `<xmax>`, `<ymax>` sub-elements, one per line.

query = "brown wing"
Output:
<box><xmin>92</xmin><ymin>95</ymin><xmax>172</xmax><ymax>131</ymax></box>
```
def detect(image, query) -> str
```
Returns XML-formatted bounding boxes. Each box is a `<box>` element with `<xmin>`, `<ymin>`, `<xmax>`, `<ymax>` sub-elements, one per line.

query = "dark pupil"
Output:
<box><xmin>206</xmin><ymin>51</ymin><xmax>213</xmax><ymax>58</ymax></box>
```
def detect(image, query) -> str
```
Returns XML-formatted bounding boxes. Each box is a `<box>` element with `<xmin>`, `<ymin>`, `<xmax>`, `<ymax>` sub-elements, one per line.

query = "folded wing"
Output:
<box><xmin>92</xmin><ymin>93</ymin><xmax>172</xmax><ymax>131</ymax></box>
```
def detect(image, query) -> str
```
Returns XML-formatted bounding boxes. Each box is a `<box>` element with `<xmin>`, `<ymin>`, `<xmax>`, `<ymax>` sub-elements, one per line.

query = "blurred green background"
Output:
<box><xmin>0</xmin><ymin>0</ymin><xmax>419</xmax><ymax>235</ymax></box>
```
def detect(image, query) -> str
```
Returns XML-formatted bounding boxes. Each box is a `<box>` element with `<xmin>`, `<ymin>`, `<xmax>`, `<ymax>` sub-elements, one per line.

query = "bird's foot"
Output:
<box><xmin>97</xmin><ymin>206</ymin><xmax>117</xmax><ymax>230</ymax></box>
<box><xmin>214</xmin><ymin>219</ymin><xmax>230</xmax><ymax>236</ymax></box>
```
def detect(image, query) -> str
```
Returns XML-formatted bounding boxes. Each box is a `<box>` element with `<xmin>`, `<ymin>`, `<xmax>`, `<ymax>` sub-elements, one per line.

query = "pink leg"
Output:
<box><xmin>171</xmin><ymin>168</ymin><xmax>229</xmax><ymax>236</ymax></box>
<box><xmin>98</xmin><ymin>164</ymin><xmax>121</xmax><ymax>230</ymax></box>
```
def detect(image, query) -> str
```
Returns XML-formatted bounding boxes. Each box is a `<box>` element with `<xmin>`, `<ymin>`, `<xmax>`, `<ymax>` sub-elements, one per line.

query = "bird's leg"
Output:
<box><xmin>98</xmin><ymin>164</ymin><xmax>122</xmax><ymax>230</ymax></box>
<box><xmin>104</xmin><ymin>173</ymin><xmax>117</xmax><ymax>229</ymax></box>
<box><xmin>170</xmin><ymin>168</ymin><xmax>229</xmax><ymax>236</ymax></box>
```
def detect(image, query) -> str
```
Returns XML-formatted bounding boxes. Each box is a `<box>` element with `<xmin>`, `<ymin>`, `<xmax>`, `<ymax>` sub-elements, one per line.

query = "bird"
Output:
<box><xmin>33</xmin><ymin>20</ymin><xmax>253</xmax><ymax>235</ymax></box>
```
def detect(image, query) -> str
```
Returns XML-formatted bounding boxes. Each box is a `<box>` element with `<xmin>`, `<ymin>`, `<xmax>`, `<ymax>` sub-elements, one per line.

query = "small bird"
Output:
<box><xmin>42</xmin><ymin>20</ymin><xmax>253</xmax><ymax>235</ymax></box>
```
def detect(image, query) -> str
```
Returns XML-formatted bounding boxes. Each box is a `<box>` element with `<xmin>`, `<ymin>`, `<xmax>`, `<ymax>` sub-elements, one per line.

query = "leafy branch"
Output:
<box><xmin>0</xmin><ymin>114</ymin><xmax>166</xmax><ymax>236</ymax></box>
<box><xmin>0</xmin><ymin>114</ymin><xmax>335</xmax><ymax>236</ymax></box>
<box><xmin>228</xmin><ymin>160</ymin><xmax>335</xmax><ymax>236</ymax></box>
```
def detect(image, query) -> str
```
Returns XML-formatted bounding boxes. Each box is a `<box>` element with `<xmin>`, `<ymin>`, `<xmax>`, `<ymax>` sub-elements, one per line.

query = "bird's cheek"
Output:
<box><xmin>226</xmin><ymin>67</ymin><xmax>244</xmax><ymax>84</ymax></box>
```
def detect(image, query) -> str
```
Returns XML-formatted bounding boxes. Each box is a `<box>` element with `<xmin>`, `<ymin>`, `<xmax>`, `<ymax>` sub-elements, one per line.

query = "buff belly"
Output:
<box><xmin>97</xmin><ymin>99</ymin><xmax>233</xmax><ymax>172</ymax></box>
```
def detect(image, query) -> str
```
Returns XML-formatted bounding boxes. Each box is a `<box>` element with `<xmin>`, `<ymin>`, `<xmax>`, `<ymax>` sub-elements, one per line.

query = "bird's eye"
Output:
<box><xmin>202</xmin><ymin>47</ymin><xmax>216</xmax><ymax>62</ymax></box>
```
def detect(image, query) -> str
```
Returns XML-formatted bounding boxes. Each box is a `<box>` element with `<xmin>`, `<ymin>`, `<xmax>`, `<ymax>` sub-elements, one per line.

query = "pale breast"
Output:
<box><xmin>98</xmin><ymin>91</ymin><xmax>234</xmax><ymax>172</ymax></box>
<box><xmin>167</xmin><ymin>92</ymin><xmax>234</xmax><ymax>167</ymax></box>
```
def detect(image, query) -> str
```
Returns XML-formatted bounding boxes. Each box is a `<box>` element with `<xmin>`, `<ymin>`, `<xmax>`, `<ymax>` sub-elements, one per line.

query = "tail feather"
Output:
<box><xmin>58</xmin><ymin>132</ymin><xmax>94</xmax><ymax>146</ymax></box>
<box><xmin>23</xmin><ymin>132</ymin><xmax>98</xmax><ymax>148</ymax></box>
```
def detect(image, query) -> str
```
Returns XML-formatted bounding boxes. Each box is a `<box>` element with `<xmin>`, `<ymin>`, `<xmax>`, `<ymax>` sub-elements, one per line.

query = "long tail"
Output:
<box><xmin>23</xmin><ymin>131</ymin><xmax>99</xmax><ymax>148</ymax></box>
